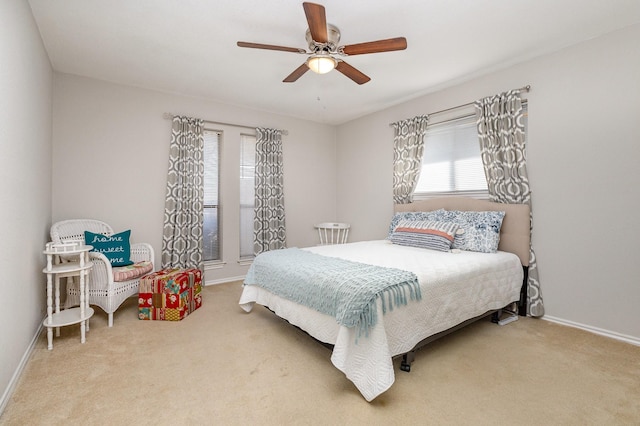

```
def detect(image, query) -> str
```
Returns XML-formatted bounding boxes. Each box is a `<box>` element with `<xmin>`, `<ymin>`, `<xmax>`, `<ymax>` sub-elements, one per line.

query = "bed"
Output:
<box><xmin>239</xmin><ymin>197</ymin><xmax>530</xmax><ymax>401</ymax></box>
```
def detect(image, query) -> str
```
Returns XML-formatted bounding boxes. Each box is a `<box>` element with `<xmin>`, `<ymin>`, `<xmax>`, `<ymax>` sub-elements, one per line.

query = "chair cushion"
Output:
<box><xmin>112</xmin><ymin>261</ymin><xmax>154</xmax><ymax>282</ymax></box>
<box><xmin>85</xmin><ymin>229</ymin><xmax>133</xmax><ymax>267</ymax></box>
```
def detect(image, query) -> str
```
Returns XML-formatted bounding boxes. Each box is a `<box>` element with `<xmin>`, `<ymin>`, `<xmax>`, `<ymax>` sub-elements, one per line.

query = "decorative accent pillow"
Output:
<box><xmin>84</xmin><ymin>230</ymin><xmax>133</xmax><ymax>267</ymax></box>
<box><xmin>427</xmin><ymin>210</ymin><xmax>506</xmax><ymax>253</ymax></box>
<box><xmin>389</xmin><ymin>220</ymin><xmax>461</xmax><ymax>252</ymax></box>
<box><xmin>387</xmin><ymin>209</ymin><xmax>446</xmax><ymax>238</ymax></box>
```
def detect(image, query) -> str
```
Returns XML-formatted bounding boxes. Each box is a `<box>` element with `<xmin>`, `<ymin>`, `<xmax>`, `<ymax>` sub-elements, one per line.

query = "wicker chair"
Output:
<box><xmin>50</xmin><ymin>219</ymin><xmax>154</xmax><ymax>327</ymax></box>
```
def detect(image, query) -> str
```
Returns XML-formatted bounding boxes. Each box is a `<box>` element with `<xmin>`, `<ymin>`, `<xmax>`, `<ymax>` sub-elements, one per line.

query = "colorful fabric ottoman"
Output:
<box><xmin>138</xmin><ymin>268</ymin><xmax>203</xmax><ymax>321</ymax></box>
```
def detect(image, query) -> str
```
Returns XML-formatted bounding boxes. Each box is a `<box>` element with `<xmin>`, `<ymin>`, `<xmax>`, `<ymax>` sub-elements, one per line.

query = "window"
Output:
<box><xmin>203</xmin><ymin>130</ymin><xmax>220</xmax><ymax>261</ymax></box>
<box><xmin>414</xmin><ymin>114</ymin><xmax>487</xmax><ymax>197</ymax></box>
<box><xmin>414</xmin><ymin>104</ymin><xmax>527</xmax><ymax>198</ymax></box>
<box><xmin>239</xmin><ymin>134</ymin><xmax>256</xmax><ymax>259</ymax></box>
<box><xmin>203</xmin><ymin>130</ymin><xmax>256</xmax><ymax>264</ymax></box>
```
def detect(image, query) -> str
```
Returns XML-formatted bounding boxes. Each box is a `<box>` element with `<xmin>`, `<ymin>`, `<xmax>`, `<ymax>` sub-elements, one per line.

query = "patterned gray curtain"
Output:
<box><xmin>162</xmin><ymin>116</ymin><xmax>204</xmax><ymax>270</ymax></box>
<box><xmin>392</xmin><ymin>115</ymin><xmax>428</xmax><ymax>204</ymax></box>
<box><xmin>474</xmin><ymin>90</ymin><xmax>544</xmax><ymax>317</ymax></box>
<box><xmin>254</xmin><ymin>128</ymin><xmax>286</xmax><ymax>255</ymax></box>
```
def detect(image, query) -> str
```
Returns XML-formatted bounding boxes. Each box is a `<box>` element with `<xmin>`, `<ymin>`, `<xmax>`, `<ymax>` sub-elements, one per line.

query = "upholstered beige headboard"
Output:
<box><xmin>395</xmin><ymin>197</ymin><xmax>530</xmax><ymax>266</ymax></box>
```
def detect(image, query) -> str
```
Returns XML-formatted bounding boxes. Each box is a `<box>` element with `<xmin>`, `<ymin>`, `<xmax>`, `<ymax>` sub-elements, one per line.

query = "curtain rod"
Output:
<box><xmin>163</xmin><ymin>113</ymin><xmax>288</xmax><ymax>135</ymax></box>
<box><xmin>390</xmin><ymin>85</ymin><xmax>531</xmax><ymax>126</ymax></box>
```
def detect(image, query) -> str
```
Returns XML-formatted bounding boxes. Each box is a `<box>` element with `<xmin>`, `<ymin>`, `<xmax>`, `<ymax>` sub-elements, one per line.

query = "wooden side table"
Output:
<box><xmin>42</xmin><ymin>241</ymin><xmax>94</xmax><ymax>350</ymax></box>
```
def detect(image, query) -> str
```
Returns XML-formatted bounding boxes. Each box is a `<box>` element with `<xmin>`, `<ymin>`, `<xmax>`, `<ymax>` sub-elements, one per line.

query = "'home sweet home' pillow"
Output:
<box><xmin>84</xmin><ymin>230</ymin><xmax>133</xmax><ymax>267</ymax></box>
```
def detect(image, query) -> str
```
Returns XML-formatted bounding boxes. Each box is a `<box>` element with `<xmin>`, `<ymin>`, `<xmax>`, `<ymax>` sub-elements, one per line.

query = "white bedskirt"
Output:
<box><xmin>239</xmin><ymin>240</ymin><xmax>523</xmax><ymax>401</ymax></box>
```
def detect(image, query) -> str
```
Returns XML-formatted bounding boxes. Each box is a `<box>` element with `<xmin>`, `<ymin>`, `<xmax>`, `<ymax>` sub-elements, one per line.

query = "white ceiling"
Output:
<box><xmin>28</xmin><ymin>0</ymin><xmax>640</xmax><ymax>125</ymax></box>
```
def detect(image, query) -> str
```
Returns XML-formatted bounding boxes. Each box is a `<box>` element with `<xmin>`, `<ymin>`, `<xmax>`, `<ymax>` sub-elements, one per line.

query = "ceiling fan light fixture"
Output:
<box><xmin>307</xmin><ymin>54</ymin><xmax>337</xmax><ymax>74</ymax></box>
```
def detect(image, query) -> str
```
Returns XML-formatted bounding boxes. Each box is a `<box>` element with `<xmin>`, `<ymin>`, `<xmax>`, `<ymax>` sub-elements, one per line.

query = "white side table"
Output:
<box><xmin>42</xmin><ymin>241</ymin><xmax>94</xmax><ymax>350</ymax></box>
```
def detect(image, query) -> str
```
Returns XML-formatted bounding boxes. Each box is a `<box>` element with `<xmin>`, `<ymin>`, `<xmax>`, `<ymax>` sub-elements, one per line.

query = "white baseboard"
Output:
<box><xmin>0</xmin><ymin>323</ymin><xmax>43</xmax><ymax>416</ymax></box>
<box><xmin>204</xmin><ymin>275</ymin><xmax>245</xmax><ymax>286</ymax></box>
<box><xmin>542</xmin><ymin>315</ymin><xmax>640</xmax><ymax>347</ymax></box>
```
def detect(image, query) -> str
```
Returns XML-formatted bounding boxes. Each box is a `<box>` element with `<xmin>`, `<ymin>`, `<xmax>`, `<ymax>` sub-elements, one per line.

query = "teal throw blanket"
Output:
<box><xmin>244</xmin><ymin>248</ymin><xmax>421</xmax><ymax>338</ymax></box>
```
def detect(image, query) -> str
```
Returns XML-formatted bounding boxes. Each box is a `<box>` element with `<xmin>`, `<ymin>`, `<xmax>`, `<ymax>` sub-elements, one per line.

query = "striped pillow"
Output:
<box><xmin>389</xmin><ymin>220</ymin><xmax>461</xmax><ymax>252</ymax></box>
<box><xmin>387</xmin><ymin>209</ymin><xmax>446</xmax><ymax>238</ymax></box>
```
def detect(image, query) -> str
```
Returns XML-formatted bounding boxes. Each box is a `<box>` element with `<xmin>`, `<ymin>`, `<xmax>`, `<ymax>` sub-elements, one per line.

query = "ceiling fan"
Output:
<box><xmin>237</xmin><ymin>2</ymin><xmax>407</xmax><ymax>85</ymax></box>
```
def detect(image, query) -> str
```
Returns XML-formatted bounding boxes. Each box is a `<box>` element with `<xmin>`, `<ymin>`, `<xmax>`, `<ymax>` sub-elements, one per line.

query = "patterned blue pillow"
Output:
<box><xmin>429</xmin><ymin>210</ymin><xmax>506</xmax><ymax>253</ymax></box>
<box><xmin>387</xmin><ymin>210</ymin><xmax>446</xmax><ymax>238</ymax></box>
<box><xmin>84</xmin><ymin>229</ymin><xmax>133</xmax><ymax>267</ymax></box>
<box><xmin>389</xmin><ymin>220</ymin><xmax>460</xmax><ymax>252</ymax></box>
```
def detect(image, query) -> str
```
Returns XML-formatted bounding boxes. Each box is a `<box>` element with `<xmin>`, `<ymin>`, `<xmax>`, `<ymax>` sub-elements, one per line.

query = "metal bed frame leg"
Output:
<box><xmin>400</xmin><ymin>351</ymin><xmax>415</xmax><ymax>372</ymax></box>
<box><xmin>518</xmin><ymin>265</ymin><xmax>529</xmax><ymax>316</ymax></box>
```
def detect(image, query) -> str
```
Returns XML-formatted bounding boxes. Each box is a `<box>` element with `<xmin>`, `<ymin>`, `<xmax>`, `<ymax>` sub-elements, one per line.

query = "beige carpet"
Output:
<box><xmin>2</xmin><ymin>282</ymin><xmax>639</xmax><ymax>425</ymax></box>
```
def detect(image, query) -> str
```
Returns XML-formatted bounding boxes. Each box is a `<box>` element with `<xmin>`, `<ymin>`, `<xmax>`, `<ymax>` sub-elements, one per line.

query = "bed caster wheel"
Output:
<box><xmin>400</xmin><ymin>362</ymin><xmax>411</xmax><ymax>372</ymax></box>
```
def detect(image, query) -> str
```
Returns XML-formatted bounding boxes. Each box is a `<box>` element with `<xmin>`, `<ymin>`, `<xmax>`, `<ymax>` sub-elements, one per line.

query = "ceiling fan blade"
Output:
<box><xmin>237</xmin><ymin>41</ymin><xmax>304</xmax><ymax>54</ymax></box>
<box><xmin>303</xmin><ymin>2</ymin><xmax>328</xmax><ymax>43</ymax></box>
<box><xmin>283</xmin><ymin>63</ymin><xmax>310</xmax><ymax>83</ymax></box>
<box><xmin>335</xmin><ymin>61</ymin><xmax>371</xmax><ymax>85</ymax></box>
<box><xmin>341</xmin><ymin>37</ymin><xmax>407</xmax><ymax>56</ymax></box>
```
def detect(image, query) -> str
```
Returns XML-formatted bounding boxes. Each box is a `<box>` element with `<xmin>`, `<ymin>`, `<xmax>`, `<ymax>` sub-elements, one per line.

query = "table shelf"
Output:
<box><xmin>42</xmin><ymin>262</ymin><xmax>93</xmax><ymax>275</ymax></box>
<box><xmin>43</xmin><ymin>307</ymin><xmax>95</xmax><ymax>328</ymax></box>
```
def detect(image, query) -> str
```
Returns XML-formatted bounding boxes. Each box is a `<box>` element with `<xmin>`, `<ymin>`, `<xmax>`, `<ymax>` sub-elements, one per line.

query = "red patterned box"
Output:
<box><xmin>138</xmin><ymin>268</ymin><xmax>202</xmax><ymax>321</ymax></box>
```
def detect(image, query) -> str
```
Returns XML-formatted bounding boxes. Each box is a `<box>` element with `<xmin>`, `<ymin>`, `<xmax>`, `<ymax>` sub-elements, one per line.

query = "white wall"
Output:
<box><xmin>0</xmin><ymin>0</ymin><xmax>53</xmax><ymax>411</ymax></box>
<box><xmin>336</xmin><ymin>24</ymin><xmax>640</xmax><ymax>341</ymax></box>
<box><xmin>52</xmin><ymin>74</ymin><xmax>337</xmax><ymax>283</ymax></box>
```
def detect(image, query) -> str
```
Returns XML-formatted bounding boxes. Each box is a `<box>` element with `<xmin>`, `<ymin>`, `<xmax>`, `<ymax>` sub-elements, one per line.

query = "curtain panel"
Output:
<box><xmin>474</xmin><ymin>90</ymin><xmax>544</xmax><ymax>317</ymax></box>
<box><xmin>162</xmin><ymin>115</ymin><xmax>205</xmax><ymax>271</ymax></box>
<box><xmin>254</xmin><ymin>128</ymin><xmax>287</xmax><ymax>255</ymax></box>
<box><xmin>392</xmin><ymin>115</ymin><xmax>428</xmax><ymax>204</ymax></box>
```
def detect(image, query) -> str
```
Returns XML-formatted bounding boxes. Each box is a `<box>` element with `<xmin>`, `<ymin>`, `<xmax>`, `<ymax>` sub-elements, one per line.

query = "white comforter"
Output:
<box><xmin>239</xmin><ymin>240</ymin><xmax>523</xmax><ymax>401</ymax></box>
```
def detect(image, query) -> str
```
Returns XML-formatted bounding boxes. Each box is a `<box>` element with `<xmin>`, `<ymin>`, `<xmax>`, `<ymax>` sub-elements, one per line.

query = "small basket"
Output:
<box><xmin>45</xmin><ymin>240</ymin><xmax>84</xmax><ymax>253</ymax></box>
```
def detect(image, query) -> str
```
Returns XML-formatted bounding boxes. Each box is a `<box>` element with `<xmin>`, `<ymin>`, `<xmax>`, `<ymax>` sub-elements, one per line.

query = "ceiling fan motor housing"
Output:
<box><xmin>306</xmin><ymin>23</ymin><xmax>341</xmax><ymax>52</ymax></box>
